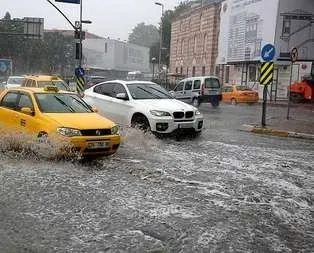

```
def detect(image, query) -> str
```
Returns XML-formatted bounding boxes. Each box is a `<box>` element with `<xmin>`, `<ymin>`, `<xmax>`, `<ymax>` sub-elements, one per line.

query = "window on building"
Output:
<box><xmin>186</xmin><ymin>67</ymin><xmax>189</xmax><ymax>76</ymax></box>
<box><xmin>181</xmin><ymin>39</ymin><xmax>184</xmax><ymax>55</ymax></box>
<box><xmin>192</xmin><ymin>66</ymin><xmax>196</xmax><ymax>77</ymax></box>
<box><xmin>194</xmin><ymin>35</ymin><xmax>197</xmax><ymax>54</ymax></box>
<box><xmin>176</xmin><ymin>67</ymin><xmax>178</xmax><ymax>73</ymax></box>
<box><xmin>249</xmin><ymin>65</ymin><xmax>257</xmax><ymax>81</ymax></box>
<box><xmin>105</xmin><ymin>43</ymin><xmax>108</xmax><ymax>53</ymax></box>
<box><xmin>283</xmin><ymin>19</ymin><xmax>291</xmax><ymax>35</ymax></box>
<box><xmin>203</xmin><ymin>34</ymin><xmax>207</xmax><ymax>53</ymax></box>
<box><xmin>202</xmin><ymin>66</ymin><xmax>205</xmax><ymax>76</ymax></box>
<box><xmin>180</xmin><ymin>66</ymin><xmax>183</xmax><ymax>74</ymax></box>
<box><xmin>177</xmin><ymin>40</ymin><xmax>180</xmax><ymax>55</ymax></box>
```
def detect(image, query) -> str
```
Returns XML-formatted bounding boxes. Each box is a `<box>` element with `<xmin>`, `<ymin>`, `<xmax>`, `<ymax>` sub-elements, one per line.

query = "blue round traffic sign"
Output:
<box><xmin>261</xmin><ymin>44</ymin><xmax>275</xmax><ymax>62</ymax></box>
<box><xmin>75</xmin><ymin>67</ymin><xmax>85</xmax><ymax>77</ymax></box>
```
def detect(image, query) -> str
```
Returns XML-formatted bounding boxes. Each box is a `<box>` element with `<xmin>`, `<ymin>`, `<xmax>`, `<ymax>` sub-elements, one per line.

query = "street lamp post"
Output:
<box><xmin>155</xmin><ymin>2</ymin><xmax>164</xmax><ymax>74</ymax></box>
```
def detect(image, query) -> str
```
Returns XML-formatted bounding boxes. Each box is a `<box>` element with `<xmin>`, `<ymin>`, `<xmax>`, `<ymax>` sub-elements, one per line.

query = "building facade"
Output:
<box><xmin>169</xmin><ymin>1</ymin><xmax>221</xmax><ymax>81</ymax></box>
<box><xmin>216</xmin><ymin>0</ymin><xmax>314</xmax><ymax>100</ymax></box>
<box><xmin>83</xmin><ymin>38</ymin><xmax>150</xmax><ymax>78</ymax></box>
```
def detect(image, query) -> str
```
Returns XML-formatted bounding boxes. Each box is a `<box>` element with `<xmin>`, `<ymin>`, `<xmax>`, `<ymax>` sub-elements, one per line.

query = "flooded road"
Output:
<box><xmin>0</xmin><ymin>104</ymin><xmax>313</xmax><ymax>252</ymax></box>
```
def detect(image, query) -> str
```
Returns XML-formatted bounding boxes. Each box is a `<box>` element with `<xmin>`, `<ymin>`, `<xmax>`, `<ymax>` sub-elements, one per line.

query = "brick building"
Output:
<box><xmin>169</xmin><ymin>1</ymin><xmax>221</xmax><ymax>81</ymax></box>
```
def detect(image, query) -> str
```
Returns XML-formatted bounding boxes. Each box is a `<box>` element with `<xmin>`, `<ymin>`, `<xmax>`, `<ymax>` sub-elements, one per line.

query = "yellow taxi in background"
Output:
<box><xmin>22</xmin><ymin>75</ymin><xmax>70</xmax><ymax>91</ymax></box>
<box><xmin>221</xmin><ymin>85</ymin><xmax>259</xmax><ymax>104</ymax></box>
<box><xmin>0</xmin><ymin>86</ymin><xmax>120</xmax><ymax>157</ymax></box>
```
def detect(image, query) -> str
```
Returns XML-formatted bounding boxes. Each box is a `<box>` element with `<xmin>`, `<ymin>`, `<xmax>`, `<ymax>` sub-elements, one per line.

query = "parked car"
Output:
<box><xmin>85</xmin><ymin>76</ymin><xmax>107</xmax><ymax>90</ymax></box>
<box><xmin>83</xmin><ymin>80</ymin><xmax>204</xmax><ymax>136</ymax></box>
<box><xmin>5</xmin><ymin>75</ymin><xmax>25</xmax><ymax>88</ymax></box>
<box><xmin>0</xmin><ymin>86</ymin><xmax>120</xmax><ymax>157</ymax></box>
<box><xmin>170</xmin><ymin>76</ymin><xmax>222</xmax><ymax>107</ymax></box>
<box><xmin>0</xmin><ymin>82</ymin><xmax>6</xmax><ymax>94</ymax></box>
<box><xmin>21</xmin><ymin>75</ymin><xmax>70</xmax><ymax>91</ymax></box>
<box><xmin>221</xmin><ymin>85</ymin><xmax>259</xmax><ymax>104</ymax></box>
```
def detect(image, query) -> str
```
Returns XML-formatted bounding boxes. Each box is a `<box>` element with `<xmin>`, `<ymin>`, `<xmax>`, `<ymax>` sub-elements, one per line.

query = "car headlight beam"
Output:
<box><xmin>150</xmin><ymin>110</ymin><xmax>171</xmax><ymax>117</ymax></box>
<box><xmin>57</xmin><ymin>127</ymin><xmax>82</xmax><ymax>137</ymax></box>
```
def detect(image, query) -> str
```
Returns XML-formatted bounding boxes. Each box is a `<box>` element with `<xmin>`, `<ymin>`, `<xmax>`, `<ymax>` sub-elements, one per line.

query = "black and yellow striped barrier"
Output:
<box><xmin>259</xmin><ymin>62</ymin><xmax>274</xmax><ymax>86</ymax></box>
<box><xmin>76</xmin><ymin>76</ymin><xmax>85</xmax><ymax>93</ymax></box>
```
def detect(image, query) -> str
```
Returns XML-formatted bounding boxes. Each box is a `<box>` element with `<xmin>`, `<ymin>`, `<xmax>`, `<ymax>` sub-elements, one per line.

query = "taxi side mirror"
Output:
<box><xmin>21</xmin><ymin>107</ymin><xmax>34</xmax><ymax>116</ymax></box>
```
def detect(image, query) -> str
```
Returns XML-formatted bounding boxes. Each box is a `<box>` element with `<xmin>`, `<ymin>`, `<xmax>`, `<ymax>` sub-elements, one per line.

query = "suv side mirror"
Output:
<box><xmin>116</xmin><ymin>93</ymin><xmax>128</xmax><ymax>100</ymax></box>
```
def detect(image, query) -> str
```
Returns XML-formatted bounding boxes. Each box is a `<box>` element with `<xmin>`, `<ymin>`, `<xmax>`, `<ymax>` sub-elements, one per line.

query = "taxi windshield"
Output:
<box><xmin>37</xmin><ymin>81</ymin><xmax>69</xmax><ymax>91</ymax></box>
<box><xmin>35</xmin><ymin>93</ymin><xmax>93</xmax><ymax>113</ymax></box>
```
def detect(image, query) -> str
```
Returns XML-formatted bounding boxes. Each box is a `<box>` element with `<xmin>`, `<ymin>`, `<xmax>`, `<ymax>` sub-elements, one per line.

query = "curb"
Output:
<box><xmin>240</xmin><ymin>124</ymin><xmax>314</xmax><ymax>140</ymax></box>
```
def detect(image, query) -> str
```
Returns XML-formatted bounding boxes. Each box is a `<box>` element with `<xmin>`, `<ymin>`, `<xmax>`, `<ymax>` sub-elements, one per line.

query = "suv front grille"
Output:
<box><xmin>173</xmin><ymin>111</ymin><xmax>184</xmax><ymax>119</ymax></box>
<box><xmin>185</xmin><ymin>111</ymin><xmax>194</xmax><ymax>118</ymax></box>
<box><xmin>80</xmin><ymin>129</ymin><xmax>111</xmax><ymax>136</ymax></box>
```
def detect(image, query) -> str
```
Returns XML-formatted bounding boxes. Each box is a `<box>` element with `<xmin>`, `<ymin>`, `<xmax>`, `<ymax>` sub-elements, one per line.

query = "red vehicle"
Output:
<box><xmin>289</xmin><ymin>75</ymin><xmax>314</xmax><ymax>103</ymax></box>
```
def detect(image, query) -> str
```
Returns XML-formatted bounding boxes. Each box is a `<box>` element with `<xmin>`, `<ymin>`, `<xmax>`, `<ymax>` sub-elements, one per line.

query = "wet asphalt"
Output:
<box><xmin>0</xmin><ymin>103</ymin><xmax>313</xmax><ymax>253</ymax></box>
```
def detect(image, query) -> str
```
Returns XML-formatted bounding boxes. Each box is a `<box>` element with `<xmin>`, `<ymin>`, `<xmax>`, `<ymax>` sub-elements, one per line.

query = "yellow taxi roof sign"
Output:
<box><xmin>43</xmin><ymin>86</ymin><xmax>59</xmax><ymax>92</ymax></box>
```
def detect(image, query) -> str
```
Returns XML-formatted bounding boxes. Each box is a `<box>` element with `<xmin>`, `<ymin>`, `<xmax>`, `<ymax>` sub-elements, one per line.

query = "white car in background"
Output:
<box><xmin>5</xmin><ymin>75</ymin><xmax>25</xmax><ymax>88</ymax></box>
<box><xmin>83</xmin><ymin>80</ymin><xmax>204</xmax><ymax>136</ymax></box>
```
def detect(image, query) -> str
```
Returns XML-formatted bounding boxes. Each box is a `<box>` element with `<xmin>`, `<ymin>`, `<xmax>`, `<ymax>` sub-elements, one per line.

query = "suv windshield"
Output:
<box><xmin>37</xmin><ymin>81</ymin><xmax>69</xmax><ymax>91</ymax></box>
<box><xmin>35</xmin><ymin>93</ymin><xmax>92</xmax><ymax>113</ymax></box>
<box><xmin>127</xmin><ymin>83</ymin><xmax>173</xmax><ymax>99</ymax></box>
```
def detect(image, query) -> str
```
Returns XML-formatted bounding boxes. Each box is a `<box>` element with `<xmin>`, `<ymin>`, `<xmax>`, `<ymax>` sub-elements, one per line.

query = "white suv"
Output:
<box><xmin>83</xmin><ymin>80</ymin><xmax>204</xmax><ymax>136</ymax></box>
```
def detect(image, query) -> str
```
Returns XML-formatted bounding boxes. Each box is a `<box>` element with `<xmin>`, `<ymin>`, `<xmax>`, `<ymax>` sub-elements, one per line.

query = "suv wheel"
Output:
<box><xmin>131</xmin><ymin>114</ymin><xmax>150</xmax><ymax>132</ymax></box>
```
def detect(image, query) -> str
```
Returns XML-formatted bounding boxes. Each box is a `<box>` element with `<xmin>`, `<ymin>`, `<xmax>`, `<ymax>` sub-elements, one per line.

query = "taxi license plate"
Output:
<box><xmin>178</xmin><ymin>123</ymin><xmax>193</xmax><ymax>129</ymax></box>
<box><xmin>87</xmin><ymin>141</ymin><xmax>109</xmax><ymax>149</ymax></box>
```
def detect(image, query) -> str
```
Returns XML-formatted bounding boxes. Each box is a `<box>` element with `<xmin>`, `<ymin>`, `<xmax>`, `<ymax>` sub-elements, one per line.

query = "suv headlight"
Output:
<box><xmin>195</xmin><ymin>110</ymin><xmax>201</xmax><ymax>115</ymax></box>
<box><xmin>111</xmin><ymin>125</ymin><xmax>119</xmax><ymax>135</ymax></box>
<box><xmin>57</xmin><ymin>127</ymin><xmax>82</xmax><ymax>137</ymax></box>
<box><xmin>150</xmin><ymin>110</ymin><xmax>171</xmax><ymax>117</ymax></box>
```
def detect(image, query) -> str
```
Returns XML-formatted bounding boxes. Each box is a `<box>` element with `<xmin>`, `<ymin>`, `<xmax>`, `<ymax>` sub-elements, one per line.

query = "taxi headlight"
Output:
<box><xmin>195</xmin><ymin>110</ymin><xmax>201</xmax><ymax>115</ymax></box>
<box><xmin>111</xmin><ymin>126</ymin><xmax>119</xmax><ymax>135</ymax></box>
<box><xmin>150</xmin><ymin>110</ymin><xmax>171</xmax><ymax>117</ymax></box>
<box><xmin>57</xmin><ymin>127</ymin><xmax>82</xmax><ymax>137</ymax></box>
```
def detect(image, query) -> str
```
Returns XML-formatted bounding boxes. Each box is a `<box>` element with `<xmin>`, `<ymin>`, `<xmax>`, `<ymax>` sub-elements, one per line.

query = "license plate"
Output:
<box><xmin>87</xmin><ymin>141</ymin><xmax>109</xmax><ymax>149</ymax></box>
<box><xmin>178</xmin><ymin>123</ymin><xmax>193</xmax><ymax>129</ymax></box>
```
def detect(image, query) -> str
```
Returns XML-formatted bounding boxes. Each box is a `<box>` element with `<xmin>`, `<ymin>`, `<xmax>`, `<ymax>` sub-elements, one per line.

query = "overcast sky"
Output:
<box><xmin>1</xmin><ymin>0</ymin><xmax>181</xmax><ymax>41</ymax></box>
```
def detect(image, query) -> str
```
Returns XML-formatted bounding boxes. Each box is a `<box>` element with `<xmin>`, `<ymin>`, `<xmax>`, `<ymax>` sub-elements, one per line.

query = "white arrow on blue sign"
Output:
<box><xmin>261</xmin><ymin>44</ymin><xmax>275</xmax><ymax>62</ymax></box>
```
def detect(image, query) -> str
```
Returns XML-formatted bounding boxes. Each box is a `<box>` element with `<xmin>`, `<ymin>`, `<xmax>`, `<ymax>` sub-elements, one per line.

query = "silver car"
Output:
<box><xmin>170</xmin><ymin>76</ymin><xmax>222</xmax><ymax>107</ymax></box>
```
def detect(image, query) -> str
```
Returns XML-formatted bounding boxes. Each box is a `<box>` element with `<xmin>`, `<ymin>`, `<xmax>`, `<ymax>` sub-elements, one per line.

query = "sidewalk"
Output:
<box><xmin>241</xmin><ymin>102</ymin><xmax>314</xmax><ymax>140</ymax></box>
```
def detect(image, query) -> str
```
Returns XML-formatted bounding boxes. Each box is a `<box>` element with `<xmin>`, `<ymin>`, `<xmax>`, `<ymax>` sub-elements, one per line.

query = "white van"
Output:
<box><xmin>170</xmin><ymin>76</ymin><xmax>222</xmax><ymax>107</ymax></box>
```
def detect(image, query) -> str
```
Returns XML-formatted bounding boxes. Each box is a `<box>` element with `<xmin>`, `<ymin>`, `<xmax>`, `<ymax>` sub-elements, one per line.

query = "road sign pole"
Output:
<box><xmin>286</xmin><ymin>62</ymin><xmax>293</xmax><ymax>119</ymax></box>
<box><xmin>287</xmin><ymin>47</ymin><xmax>298</xmax><ymax>120</ymax></box>
<box><xmin>261</xmin><ymin>84</ymin><xmax>268</xmax><ymax>127</ymax></box>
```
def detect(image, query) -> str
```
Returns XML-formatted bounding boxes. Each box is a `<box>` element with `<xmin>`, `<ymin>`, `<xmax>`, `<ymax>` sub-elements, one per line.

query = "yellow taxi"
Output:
<box><xmin>221</xmin><ymin>85</ymin><xmax>259</xmax><ymax>104</ymax></box>
<box><xmin>0</xmin><ymin>86</ymin><xmax>120</xmax><ymax>157</ymax></box>
<box><xmin>21</xmin><ymin>75</ymin><xmax>70</xmax><ymax>91</ymax></box>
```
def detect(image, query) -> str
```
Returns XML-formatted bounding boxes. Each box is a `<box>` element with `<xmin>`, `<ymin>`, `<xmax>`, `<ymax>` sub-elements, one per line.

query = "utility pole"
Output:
<box><xmin>155</xmin><ymin>2</ymin><xmax>164</xmax><ymax>74</ymax></box>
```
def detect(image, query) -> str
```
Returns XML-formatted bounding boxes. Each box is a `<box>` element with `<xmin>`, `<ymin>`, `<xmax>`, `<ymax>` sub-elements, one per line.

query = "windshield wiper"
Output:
<box><xmin>69</xmin><ymin>95</ymin><xmax>91</xmax><ymax>112</ymax></box>
<box><xmin>53</xmin><ymin>95</ymin><xmax>75</xmax><ymax>112</ymax></box>
<box><xmin>148</xmin><ymin>86</ymin><xmax>172</xmax><ymax>98</ymax></box>
<box><xmin>137</xmin><ymin>86</ymin><xmax>161</xmax><ymax>98</ymax></box>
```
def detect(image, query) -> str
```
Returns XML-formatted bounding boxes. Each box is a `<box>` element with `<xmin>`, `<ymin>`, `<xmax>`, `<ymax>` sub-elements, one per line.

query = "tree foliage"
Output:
<box><xmin>128</xmin><ymin>22</ymin><xmax>159</xmax><ymax>47</ymax></box>
<box><xmin>0</xmin><ymin>12</ymin><xmax>76</xmax><ymax>78</ymax></box>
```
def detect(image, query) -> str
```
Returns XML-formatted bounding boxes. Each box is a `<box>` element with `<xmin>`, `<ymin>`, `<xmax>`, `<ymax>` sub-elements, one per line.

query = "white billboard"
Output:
<box><xmin>275</xmin><ymin>0</ymin><xmax>314</xmax><ymax>62</ymax></box>
<box><xmin>217</xmin><ymin>0</ymin><xmax>280</xmax><ymax>64</ymax></box>
<box><xmin>83</xmin><ymin>39</ymin><xmax>150</xmax><ymax>72</ymax></box>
